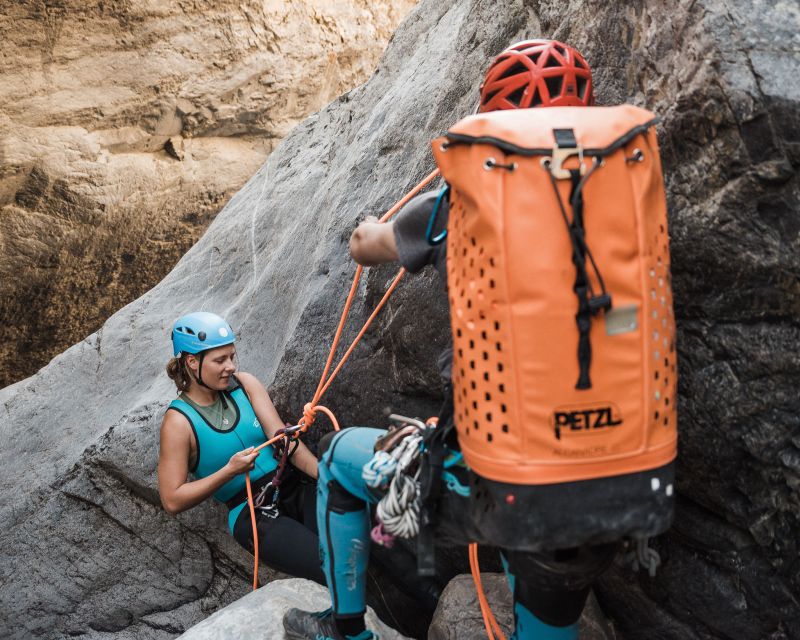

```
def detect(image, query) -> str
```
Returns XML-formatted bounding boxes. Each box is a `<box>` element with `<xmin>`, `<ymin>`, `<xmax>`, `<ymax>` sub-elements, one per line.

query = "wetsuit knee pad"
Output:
<box><xmin>513</xmin><ymin>578</ymin><xmax>589</xmax><ymax>629</ymax></box>
<box><xmin>503</xmin><ymin>544</ymin><xmax>617</xmax><ymax>627</ymax></box>
<box><xmin>328</xmin><ymin>477</ymin><xmax>367</xmax><ymax>514</ymax></box>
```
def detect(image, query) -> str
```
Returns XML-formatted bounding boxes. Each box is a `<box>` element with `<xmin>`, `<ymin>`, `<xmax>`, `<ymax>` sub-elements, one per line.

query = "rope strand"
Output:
<box><xmin>244</xmin><ymin>168</ymin><xmax>440</xmax><ymax>590</ymax></box>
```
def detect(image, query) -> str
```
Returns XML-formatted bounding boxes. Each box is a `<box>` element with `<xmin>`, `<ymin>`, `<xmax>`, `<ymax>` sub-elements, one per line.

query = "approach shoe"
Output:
<box><xmin>282</xmin><ymin>607</ymin><xmax>377</xmax><ymax>640</ymax></box>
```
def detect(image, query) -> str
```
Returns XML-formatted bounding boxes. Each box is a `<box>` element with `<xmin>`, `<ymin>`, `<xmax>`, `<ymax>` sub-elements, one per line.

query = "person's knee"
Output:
<box><xmin>514</xmin><ymin>579</ymin><xmax>589</xmax><ymax>627</ymax></box>
<box><xmin>328</xmin><ymin>477</ymin><xmax>366</xmax><ymax>514</ymax></box>
<box><xmin>504</xmin><ymin>544</ymin><xmax>617</xmax><ymax>627</ymax></box>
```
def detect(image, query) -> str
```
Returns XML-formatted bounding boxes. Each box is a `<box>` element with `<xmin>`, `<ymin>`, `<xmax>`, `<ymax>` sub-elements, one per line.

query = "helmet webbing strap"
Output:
<box><xmin>195</xmin><ymin>351</ymin><xmax>210</xmax><ymax>389</ymax></box>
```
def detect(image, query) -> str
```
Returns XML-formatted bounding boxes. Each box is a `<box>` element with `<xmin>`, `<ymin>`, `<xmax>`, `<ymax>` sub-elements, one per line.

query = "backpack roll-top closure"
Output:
<box><xmin>431</xmin><ymin>105</ymin><xmax>677</xmax><ymax>487</ymax></box>
<box><xmin>440</xmin><ymin>105</ymin><xmax>659</xmax><ymax>158</ymax></box>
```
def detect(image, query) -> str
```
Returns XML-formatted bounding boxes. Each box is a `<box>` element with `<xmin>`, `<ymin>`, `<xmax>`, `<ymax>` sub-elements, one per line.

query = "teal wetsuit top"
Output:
<box><xmin>167</xmin><ymin>377</ymin><xmax>278</xmax><ymax>532</ymax></box>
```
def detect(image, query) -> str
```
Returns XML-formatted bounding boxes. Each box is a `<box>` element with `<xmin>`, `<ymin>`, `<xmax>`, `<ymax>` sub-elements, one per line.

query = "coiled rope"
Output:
<box><xmin>371</xmin><ymin>432</ymin><xmax>424</xmax><ymax>539</ymax></box>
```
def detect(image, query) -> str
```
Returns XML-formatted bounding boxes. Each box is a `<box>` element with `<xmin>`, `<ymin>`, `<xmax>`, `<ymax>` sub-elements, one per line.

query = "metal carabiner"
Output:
<box><xmin>388</xmin><ymin>414</ymin><xmax>427</xmax><ymax>431</ymax></box>
<box><xmin>253</xmin><ymin>481</ymin><xmax>273</xmax><ymax>509</ymax></box>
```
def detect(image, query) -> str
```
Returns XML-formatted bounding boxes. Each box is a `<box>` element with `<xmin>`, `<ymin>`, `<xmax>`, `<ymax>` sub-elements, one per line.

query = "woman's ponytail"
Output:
<box><xmin>166</xmin><ymin>356</ymin><xmax>192</xmax><ymax>393</ymax></box>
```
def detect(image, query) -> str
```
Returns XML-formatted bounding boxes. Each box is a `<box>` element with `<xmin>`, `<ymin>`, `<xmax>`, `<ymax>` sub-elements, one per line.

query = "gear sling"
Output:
<box><xmin>421</xmin><ymin>105</ymin><xmax>677</xmax><ymax>555</ymax></box>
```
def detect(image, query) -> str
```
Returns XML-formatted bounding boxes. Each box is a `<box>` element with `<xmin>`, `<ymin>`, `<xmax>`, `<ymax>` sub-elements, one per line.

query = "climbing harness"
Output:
<box><xmin>252</xmin><ymin>427</ymin><xmax>300</xmax><ymax>518</ymax></box>
<box><xmin>241</xmin><ymin>168</ymin><xmax>441</xmax><ymax>590</ymax></box>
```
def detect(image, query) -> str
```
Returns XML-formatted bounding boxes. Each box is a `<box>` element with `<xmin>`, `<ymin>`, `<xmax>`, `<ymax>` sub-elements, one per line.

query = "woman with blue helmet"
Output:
<box><xmin>158</xmin><ymin>311</ymin><xmax>325</xmax><ymax>583</ymax></box>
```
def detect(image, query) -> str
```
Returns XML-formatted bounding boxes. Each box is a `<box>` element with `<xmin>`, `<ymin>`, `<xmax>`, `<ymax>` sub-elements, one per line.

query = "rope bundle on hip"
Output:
<box><xmin>367</xmin><ymin>432</ymin><xmax>423</xmax><ymax>539</ymax></box>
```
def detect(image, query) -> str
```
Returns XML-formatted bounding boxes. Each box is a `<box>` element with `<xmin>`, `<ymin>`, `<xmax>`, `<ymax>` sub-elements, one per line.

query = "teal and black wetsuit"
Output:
<box><xmin>167</xmin><ymin>376</ymin><xmax>325</xmax><ymax>584</ymax></box>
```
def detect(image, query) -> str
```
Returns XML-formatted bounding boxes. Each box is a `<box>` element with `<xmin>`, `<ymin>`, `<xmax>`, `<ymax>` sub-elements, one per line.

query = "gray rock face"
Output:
<box><xmin>0</xmin><ymin>0</ymin><xmax>798</xmax><ymax>639</ymax></box>
<box><xmin>177</xmin><ymin>578</ymin><xmax>411</xmax><ymax>640</ymax></box>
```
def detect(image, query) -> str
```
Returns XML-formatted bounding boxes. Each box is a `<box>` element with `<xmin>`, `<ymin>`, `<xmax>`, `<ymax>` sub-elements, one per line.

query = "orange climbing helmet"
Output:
<box><xmin>479</xmin><ymin>39</ymin><xmax>595</xmax><ymax>112</ymax></box>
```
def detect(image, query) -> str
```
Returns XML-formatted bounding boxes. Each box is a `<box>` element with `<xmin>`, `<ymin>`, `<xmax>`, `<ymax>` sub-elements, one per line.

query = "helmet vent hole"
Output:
<box><xmin>506</xmin><ymin>85</ymin><xmax>527</xmax><ymax>107</ymax></box>
<box><xmin>576</xmin><ymin>76</ymin><xmax>588</xmax><ymax>100</ymax></box>
<box><xmin>506</xmin><ymin>60</ymin><xmax>530</xmax><ymax>77</ymax></box>
<box><xmin>185</xmin><ymin>327</ymin><xmax>195</xmax><ymax>335</ymax></box>
<box><xmin>574</xmin><ymin>57</ymin><xmax>586</xmax><ymax>70</ymax></box>
<box><xmin>544</xmin><ymin>53</ymin><xmax>562</xmax><ymax>68</ymax></box>
<box><xmin>544</xmin><ymin>76</ymin><xmax>563</xmax><ymax>99</ymax></box>
<box><xmin>483</xmin><ymin>88</ymin><xmax>501</xmax><ymax>104</ymax></box>
<box><xmin>198</xmin><ymin>331</ymin><xmax>206</xmax><ymax>341</ymax></box>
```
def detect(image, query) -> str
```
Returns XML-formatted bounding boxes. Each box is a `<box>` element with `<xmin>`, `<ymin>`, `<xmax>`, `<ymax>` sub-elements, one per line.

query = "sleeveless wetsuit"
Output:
<box><xmin>167</xmin><ymin>377</ymin><xmax>325</xmax><ymax>584</ymax></box>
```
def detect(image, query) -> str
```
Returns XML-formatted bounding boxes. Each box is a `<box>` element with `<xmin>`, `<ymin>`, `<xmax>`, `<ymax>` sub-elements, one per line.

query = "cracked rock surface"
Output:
<box><xmin>0</xmin><ymin>0</ymin><xmax>417</xmax><ymax>387</ymax></box>
<box><xmin>0</xmin><ymin>1</ymin><xmax>798</xmax><ymax>639</ymax></box>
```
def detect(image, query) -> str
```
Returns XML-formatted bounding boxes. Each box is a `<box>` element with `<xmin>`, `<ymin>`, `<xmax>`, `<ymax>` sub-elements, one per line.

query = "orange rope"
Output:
<box><xmin>244</xmin><ymin>473</ymin><xmax>258</xmax><ymax>590</ymax></box>
<box><xmin>244</xmin><ymin>168</ymin><xmax>441</xmax><ymax>589</ymax></box>
<box><xmin>314</xmin><ymin>268</ymin><xmax>406</xmax><ymax>401</ymax></box>
<box><xmin>470</xmin><ymin>543</ymin><xmax>507</xmax><ymax>640</ymax></box>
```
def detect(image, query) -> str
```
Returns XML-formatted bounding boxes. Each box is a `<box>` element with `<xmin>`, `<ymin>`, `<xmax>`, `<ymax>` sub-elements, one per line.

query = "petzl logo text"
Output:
<box><xmin>552</xmin><ymin>404</ymin><xmax>622</xmax><ymax>440</ymax></box>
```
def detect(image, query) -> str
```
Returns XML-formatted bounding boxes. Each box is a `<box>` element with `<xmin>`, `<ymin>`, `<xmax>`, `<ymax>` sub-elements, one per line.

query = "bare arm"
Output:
<box><xmin>237</xmin><ymin>372</ymin><xmax>319</xmax><ymax>479</ymax></box>
<box><xmin>158</xmin><ymin>410</ymin><xmax>259</xmax><ymax>515</ymax></box>
<box><xmin>349</xmin><ymin>216</ymin><xmax>399</xmax><ymax>266</ymax></box>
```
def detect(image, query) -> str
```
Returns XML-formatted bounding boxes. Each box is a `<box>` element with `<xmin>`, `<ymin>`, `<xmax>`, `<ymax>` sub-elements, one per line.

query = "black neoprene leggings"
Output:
<box><xmin>231</xmin><ymin>480</ymin><xmax>326</xmax><ymax>585</ymax></box>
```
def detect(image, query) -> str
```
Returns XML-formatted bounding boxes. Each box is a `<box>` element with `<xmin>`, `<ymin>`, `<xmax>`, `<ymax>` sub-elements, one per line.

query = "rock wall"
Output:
<box><xmin>0</xmin><ymin>0</ymin><xmax>417</xmax><ymax>388</ymax></box>
<box><xmin>0</xmin><ymin>1</ymin><xmax>797</xmax><ymax>639</ymax></box>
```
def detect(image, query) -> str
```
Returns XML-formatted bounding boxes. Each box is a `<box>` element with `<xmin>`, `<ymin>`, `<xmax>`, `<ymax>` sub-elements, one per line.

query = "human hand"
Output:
<box><xmin>226</xmin><ymin>447</ymin><xmax>259</xmax><ymax>475</ymax></box>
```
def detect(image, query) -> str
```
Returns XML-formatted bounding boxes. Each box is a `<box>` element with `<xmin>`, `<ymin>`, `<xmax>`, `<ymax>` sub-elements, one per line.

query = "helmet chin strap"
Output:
<box><xmin>195</xmin><ymin>351</ymin><xmax>210</xmax><ymax>389</ymax></box>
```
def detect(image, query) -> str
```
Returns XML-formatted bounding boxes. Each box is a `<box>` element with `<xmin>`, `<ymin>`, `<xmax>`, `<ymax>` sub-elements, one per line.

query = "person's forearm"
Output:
<box><xmin>290</xmin><ymin>440</ymin><xmax>319</xmax><ymax>479</ymax></box>
<box><xmin>162</xmin><ymin>464</ymin><xmax>238</xmax><ymax>514</ymax></box>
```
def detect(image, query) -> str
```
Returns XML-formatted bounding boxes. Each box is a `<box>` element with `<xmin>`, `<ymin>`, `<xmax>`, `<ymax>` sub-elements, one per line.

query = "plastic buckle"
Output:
<box><xmin>588</xmin><ymin>293</ymin><xmax>613</xmax><ymax>314</ymax></box>
<box><xmin>550</xmin><ymin>146</ymin><xmax>586</xmax><ymax>179</ymax></box>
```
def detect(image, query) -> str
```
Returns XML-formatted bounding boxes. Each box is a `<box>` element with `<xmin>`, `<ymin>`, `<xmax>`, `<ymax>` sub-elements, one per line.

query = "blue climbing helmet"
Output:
<box><xmin>171</xmin><ymin>312</ymin><xmax>235</xmax><ymax>357</ymax></box>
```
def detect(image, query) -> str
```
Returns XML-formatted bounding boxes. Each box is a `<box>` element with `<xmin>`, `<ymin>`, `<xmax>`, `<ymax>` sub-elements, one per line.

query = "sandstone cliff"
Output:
<box><xmin>0</xmin><ymin>1</ymin><xmax>797</xmax><ymax>639</ymax></box>
<box><xmin>0</xmin><ymin>0</ymin><xmax>416</xmax><ymax>387</ymax></box>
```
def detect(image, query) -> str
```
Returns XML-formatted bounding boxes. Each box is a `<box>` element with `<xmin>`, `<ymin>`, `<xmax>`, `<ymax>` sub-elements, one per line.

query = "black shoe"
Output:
<box><xmin>282</xmin><ymin>607</ymin><xmax>376</xmax><ymax>640</ymax></box>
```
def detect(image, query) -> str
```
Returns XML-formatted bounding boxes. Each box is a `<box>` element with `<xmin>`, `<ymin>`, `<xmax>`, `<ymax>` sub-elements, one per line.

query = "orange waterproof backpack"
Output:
<box><xmin>431</xmin><ymin>105</ymin><xmax>677</xmax><ymax>550</ymax></box>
